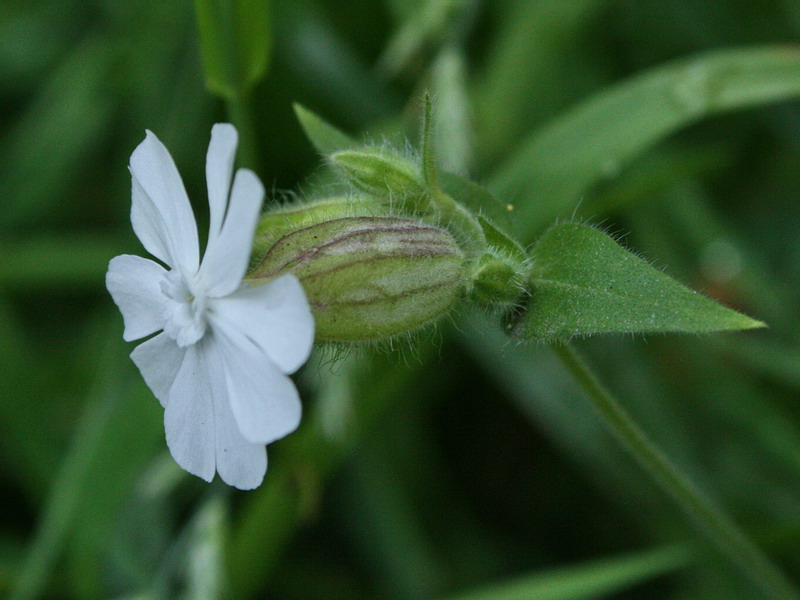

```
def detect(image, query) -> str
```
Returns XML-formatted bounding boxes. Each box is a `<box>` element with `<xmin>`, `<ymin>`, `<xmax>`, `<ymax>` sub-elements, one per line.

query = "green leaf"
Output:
<box><xmin>490</xmin><ymin>46</ymin><xmax>800</xmax><ymax>242</ymax></box>
<box><xmin>441</xmin><ymin>544</ymin><xmax>689</xmax><ymax>600</ymax></box>
<box><xmin>514</xmin><ymin>223</ymin><xmax>764</xmax><ymax>340</ymax></box>
<box><xmin>194</xmin><ymin>0</ymin><xmax>271</xmax><ymax>99</ymax></box>
<box><xmin>293</xmin><ymin>103</ymin><xmax>355</xmax><ymax>155</ymax></box>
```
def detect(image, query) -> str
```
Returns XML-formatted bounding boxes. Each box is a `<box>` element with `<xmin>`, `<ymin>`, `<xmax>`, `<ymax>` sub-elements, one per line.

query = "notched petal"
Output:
<box><xmin>130</xmin><ymin>130</ymin><xmax>200</xmax><ymax>273</ymax></box>
<box><xmin>200</xmin><ymin>168</ymin><xmax>264</xmax><ymax>298</ymax></box>
<box><xmin>206</xmin><ymin>123</ymin><xmax>239</xmax><ymax>243</ymax></box>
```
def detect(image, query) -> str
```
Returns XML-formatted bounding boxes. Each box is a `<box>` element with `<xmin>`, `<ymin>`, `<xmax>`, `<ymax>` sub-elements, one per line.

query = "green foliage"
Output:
<box><xmin>443</xmin><ymin>544</ymin><xmax>690</xmax><ymax>600</ymax></box>
<box><xmin>4</xmin><ymin>2</ymin><xmax>800</xmax><ymax>600</ymax></box>
<box><xmin>491</xmin><ymin>46</ymin><xmax>800</xmax><ymax>241</ymax></box>
<box><xmin>516</xmin><ymin>223</ymin><xmax>763</xmax><ymax>340</ymax></box>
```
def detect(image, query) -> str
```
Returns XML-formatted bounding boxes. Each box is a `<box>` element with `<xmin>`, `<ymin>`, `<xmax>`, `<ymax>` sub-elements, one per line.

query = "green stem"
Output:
<box><xmin>226</xmin><ymin>90</ymin><xmax>259</xmax><ymax>171</ymax></box>
<box><xmin>420</xmin><ymin>93</ymin><xmax>439</xmax><ymax>191</ymax></box>
<box><xmin>551</xmin><ymin>342</ymin><xmax>800</xmax><ymax>600</ymax></box>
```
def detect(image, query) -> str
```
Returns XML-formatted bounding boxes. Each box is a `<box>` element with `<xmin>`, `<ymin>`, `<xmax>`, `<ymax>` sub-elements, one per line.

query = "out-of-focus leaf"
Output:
<box><xmin>384</xmin><ymin>0</ymin><xmax>426</xmax><ymax>22</ymax></box>
<box><xmin>11</xmin><ymin>321</ymin><xmax>162</xmax><ymax>600</ymax></box>
<box><xmin>514</xmin><ymin>223</ymin><xmax>763</xmax><ymax>340</ymax></box>
<box><xmin>377</xmin><ymin>0</ymin><xmax>466</xmax><ymax>76</ymax></box>
<box><xmin>341</xmin><ymin>454</ymin><xmax>446</xmax><ymax>598</ymax></box>
<box><xmin>275</xmin><ymin>3</ymin><xmax>397</xmax><ymax>123</ymax></box>
<box><xmin>0</xmin><ymin>297</ymin><xmax>62</xmax><ymax>495</ymax></box>
<box><xmin>65</xmin><ymin>362</ymin><xmax>163</xmax><ymax>596</ymax></box>
<box><xmin>430</xmin><ymin>45</ymin><xmax>472</xmax><ymax>174</ymax></box>
<box><xmin>586</xmin><ymin>143</ymin><xmax>734</xmax><ymax>216</ymax></box>
<box><xmin>0</xmin><ymin>2</ymin><xmax>84</xmax><ymax>92</ymax></box>
<box><xmin>186</xmin><ymin>497</ymin><xmax>228</xmax><ymax>600</ymax></box>
<box><xmin>9</xmin><ymin>331</ymin><xmax>141</xmax><ymax>600</ymax></box>
<box><xmin>473</xmin><ymin>0</ymin><xmax>607</xmax><ymax>166</ymax></box>
<box><xmin>491</xmin><ymin>46</ymin><xmax>800</xmax><ymax>241</ymax></box>
<box><xmin>441</xmin><ymin>545</ymin><xmax>689</xmax><ymax>600</ymax></box>
<box><xmin>227</xmin><ymin>349</ymin><xmax>436</xmax><ymax>600</ymax></box>
<box><xmin>0</xmin><ymin>539</ymin><xmax>22</xmax><ymax>593</ymax></box>
<box><xmin>194</xmin><ymin>0</ymin><xmax>271</xmax><ymax>99</ymax></box>
<box><xmin>716</xmin><ymin>338</ymin><xmax>800</xmax><ymax>390</ymax></box>
<box><xmin>0</xmin><ymin>35</ymin><xmax>115</xmax><ymax>229</ymax></box>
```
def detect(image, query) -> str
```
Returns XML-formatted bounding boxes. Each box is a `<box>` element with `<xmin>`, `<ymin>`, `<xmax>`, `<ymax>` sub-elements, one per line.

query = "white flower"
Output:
<box><xmin>106</xmin><ymin>124</ymin><xmax>315</xmax><ymax>490</ymax></box>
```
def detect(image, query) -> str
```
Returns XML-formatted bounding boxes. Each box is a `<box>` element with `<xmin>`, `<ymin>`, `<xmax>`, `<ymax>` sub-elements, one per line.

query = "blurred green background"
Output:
<box><xmin>2</xmin><ymin>1</ymin><xmax>800</xmax><ymax>599</ymax></box>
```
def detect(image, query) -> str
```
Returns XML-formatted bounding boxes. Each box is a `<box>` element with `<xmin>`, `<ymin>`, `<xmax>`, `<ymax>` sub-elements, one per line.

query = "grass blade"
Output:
<box><xmin>490</xmin><ymin>46</ymin><xmax>800</xmax><ymax>241</ymax></box>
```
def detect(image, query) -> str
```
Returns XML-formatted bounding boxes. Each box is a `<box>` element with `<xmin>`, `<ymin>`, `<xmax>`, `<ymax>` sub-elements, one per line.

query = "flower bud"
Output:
<box><xmin>329</xmin><ymin>149</ymin><xmax>425</xmax><ymax>201</ymax></box>
<box><xmin>250</xmin><ymin>216</ymin><xmax>466</xmax><ymax>342</ymax></box>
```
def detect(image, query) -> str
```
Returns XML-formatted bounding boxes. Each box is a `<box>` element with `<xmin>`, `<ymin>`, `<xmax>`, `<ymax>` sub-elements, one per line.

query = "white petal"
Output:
<box><xmin>200</xmin><ymin>169</ymin><xmax>264</xmax><ymax>298</ymax></box>
<box><xmin>210</xmin><ymin>274</ymin><xmax>314</xmax><ymax>374</ymax></box>
<box><xmin>130</xmin><ymin>332</ymin><xmax>186</xmax><ymax>408</ymax></box>
<box><xmin>206</xmin><ymin>124</ymin><xmax>238</xmax><ymax>245</ymax></box>
<box><xmin>215</xmin><ymin>330</ymin><xmax>302</xmax><ymax>445</ymax></box>
<box><xmin>130</xmin><ymin>130</ymin><xmax>200</xmax><ymax>273</ymax></box>
<box><xmin>131</xmin><ymin>176</ymin><xmax>173</xmax><ymax>266</ymax></box>
<box><xmin>164</xmin><ymin>343</ymin><xmax>215</xmax><ymax>482</ymax></box>
<box><xmin>207</xmin><ymin>343</ymin><xmax>267</xmax><ymax>489</ymax></box>
<box><xmin>106</xmin><ymin>255</ymin><xmax>168</xmax><ymax>341</ymax></box>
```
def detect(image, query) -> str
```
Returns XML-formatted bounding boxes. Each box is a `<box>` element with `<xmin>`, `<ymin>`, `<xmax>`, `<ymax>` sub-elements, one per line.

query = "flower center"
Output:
<box><xmin>160</xmin><ymin>271</ymin><xmax>209</xmax><ymax>347</ymax></box>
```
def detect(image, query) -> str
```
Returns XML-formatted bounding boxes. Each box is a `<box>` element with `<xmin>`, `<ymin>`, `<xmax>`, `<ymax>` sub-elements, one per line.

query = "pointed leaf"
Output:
<box><xmin>514</xmin><ymin>223</ymin><xmax>764</xmax><ymax>340</ymax></box>
<box><xmin>293</xmin><ymin>103</ymin><xmax>355</xmax><ymax>155</ymax></box>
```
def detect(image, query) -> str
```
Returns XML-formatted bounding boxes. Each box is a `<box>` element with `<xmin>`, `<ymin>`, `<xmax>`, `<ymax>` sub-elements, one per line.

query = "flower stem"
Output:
<box><xmin>551</xmin><ymin>342</ymin><xmax>799</xmax><ymax>600</ymax></box>
<box><xmin>226</xmin><ymin>90</ymin><xmax>260</xmax><ymax>171</ymax></box>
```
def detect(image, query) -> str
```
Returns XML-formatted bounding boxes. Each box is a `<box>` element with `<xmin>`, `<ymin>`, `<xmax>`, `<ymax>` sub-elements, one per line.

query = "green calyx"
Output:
<box><xmin>249</xmin><ymin>97</ymin><xmax>536</xmax><ymax>345</ymax></box>
<box><xmin>250</xmin><ymin>213</ymin><xmax>467</xmax><ymax>342</ymax></box>
<box><xmin>328</xmin><ymin>147</ymin><xmax>487</xmax><ymax>259</ymax></box>
<box><xmin>252</xmin><ymin>195</ymin><xmax>386</xmax><ymax>259</ymax></box>
<box><xmin>470</xmin><ymin>250</ymin><xmax>529</xmax><ymax>307</ymax></box>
